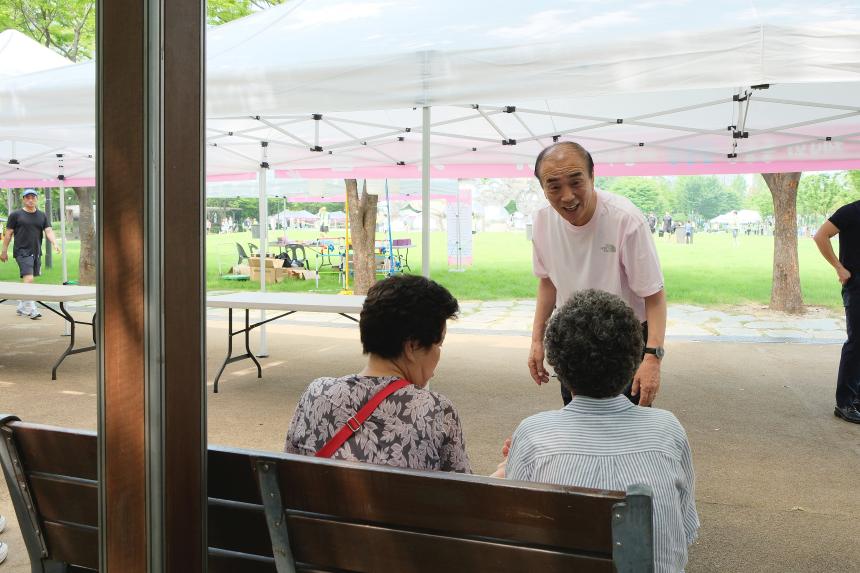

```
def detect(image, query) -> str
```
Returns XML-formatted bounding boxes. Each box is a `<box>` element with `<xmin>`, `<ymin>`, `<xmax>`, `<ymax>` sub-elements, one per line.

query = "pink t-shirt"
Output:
<box><xmin>532</xmin><ymin>190</ymin><xmax>664</xmax><ymax>321</ymax></box>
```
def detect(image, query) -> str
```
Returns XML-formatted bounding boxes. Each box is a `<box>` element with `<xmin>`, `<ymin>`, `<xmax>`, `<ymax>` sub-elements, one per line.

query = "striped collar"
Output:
<box><xmin>563</xmin><ymin>394</ymin><xmax>634</xmax><ymax>414</ymax></box>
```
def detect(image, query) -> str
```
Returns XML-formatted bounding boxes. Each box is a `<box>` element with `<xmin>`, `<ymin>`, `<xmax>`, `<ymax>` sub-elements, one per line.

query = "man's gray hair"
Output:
<box><xmin>545</xmin><ymin>289</ymin><xmax>643</xmax><ymax>398</ymax></box>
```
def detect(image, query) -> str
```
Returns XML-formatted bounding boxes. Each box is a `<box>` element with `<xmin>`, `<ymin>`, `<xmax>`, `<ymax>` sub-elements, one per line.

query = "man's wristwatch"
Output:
<box><xmin>644</xmin><ymin>346</ymin><xmax>665</xmax><ymax>359</ymax></box>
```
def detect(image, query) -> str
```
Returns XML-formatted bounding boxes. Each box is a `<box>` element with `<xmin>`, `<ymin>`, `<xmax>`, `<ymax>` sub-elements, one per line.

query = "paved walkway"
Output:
<box><xmin>452</xmin><ymin>300</ymin><xmax>847</xmax><ymax>343</ymax></box>
<box><xmin>6</xmin><ymin>297</ymin><xmax>846</xmax><ymax>343</ymax></box>
<box><xmin>201</xmin><ymin>297</ymin><xmax>846</xmax><ymax>343</ymax></box>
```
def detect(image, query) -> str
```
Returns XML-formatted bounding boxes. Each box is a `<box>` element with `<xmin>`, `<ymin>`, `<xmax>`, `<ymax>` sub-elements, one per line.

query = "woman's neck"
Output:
<box><xmin>359</xmin><ymin>355</ymin><xmax>407</xmax><ymax>380</ymax></box>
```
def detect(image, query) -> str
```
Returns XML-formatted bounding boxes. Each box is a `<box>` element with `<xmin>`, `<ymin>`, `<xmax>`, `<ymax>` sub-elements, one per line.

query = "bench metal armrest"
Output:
<box><xmin>0</xmin><ymin>415</ymin><xmax>52</xmax><ymax>572</ymax></box>
<box><xmin>612</xmin><ymin>483</ymin><xmax>655</xmax><ymax>573</ymax></box>
<box><xmin>256</xmin><ymin>460</ymin><xmax>297</xmax><ymax>573</ymax></box>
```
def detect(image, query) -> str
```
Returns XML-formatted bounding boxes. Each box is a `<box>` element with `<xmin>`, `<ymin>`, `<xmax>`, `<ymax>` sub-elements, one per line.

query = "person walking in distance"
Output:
<box><xmin>1</xmin><ymin>189</ymin><xmax>62</xmax><ymax>319</ymax></box>
<box><xmin>814</xmin><ymin>199</ymin><xmax>860</xmax><ymax>423</ymax></box>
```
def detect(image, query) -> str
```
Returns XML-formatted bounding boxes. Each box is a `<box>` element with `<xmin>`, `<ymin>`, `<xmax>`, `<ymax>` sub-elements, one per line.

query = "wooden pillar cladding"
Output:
<box><xmin>98</xmin><ymin>0</ymin><xmax>205</xmax><ymax>570</ymax></box>
<box><xmin>162</xmin><ymin>0</ymin><xmax>206</xmax><ymax>570</ymax></box>
<box><xmin>98</xmin><ymin>0</ymin><xmax>146</xmax><ymax>568</ymax></box>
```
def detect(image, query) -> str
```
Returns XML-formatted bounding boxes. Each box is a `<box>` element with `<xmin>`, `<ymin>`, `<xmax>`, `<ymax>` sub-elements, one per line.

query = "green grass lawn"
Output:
<box><xmin>1</xmin><ymin>229</ymin><xmax>844</xmax><ymax>307</ymax></box>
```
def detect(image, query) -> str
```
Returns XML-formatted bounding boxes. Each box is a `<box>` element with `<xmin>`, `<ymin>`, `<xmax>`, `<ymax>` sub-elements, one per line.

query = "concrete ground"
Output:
<box><xmin>0</xmin><ymin>308</ymin><xmax>858</xmax><ymax>572</ymax></box>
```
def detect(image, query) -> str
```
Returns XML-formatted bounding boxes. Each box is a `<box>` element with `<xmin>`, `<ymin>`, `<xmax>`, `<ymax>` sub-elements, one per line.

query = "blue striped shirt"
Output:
<box><xmin>507</xmin><ymin>395</ymin><xmax>699</xmax><ymax>573</ymax></box>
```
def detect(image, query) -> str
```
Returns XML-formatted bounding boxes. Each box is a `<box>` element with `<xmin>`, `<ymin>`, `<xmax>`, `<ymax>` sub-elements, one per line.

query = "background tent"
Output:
<box><xmin>711</xmin><ymin>209</ymin><xmax>764</xmax><ymax>225</ymax></box>
<box><xmin>2</xmin><ymin>0</ymin><xmax>860</xmax><ymax>185</ymax></box>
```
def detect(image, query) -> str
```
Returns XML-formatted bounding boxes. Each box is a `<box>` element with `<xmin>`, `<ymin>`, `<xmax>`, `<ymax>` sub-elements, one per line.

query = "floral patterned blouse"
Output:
<box><xmin>285</xmin><ymin>374</ymin><xmax>472</xmax><ymax>473</ymax></box>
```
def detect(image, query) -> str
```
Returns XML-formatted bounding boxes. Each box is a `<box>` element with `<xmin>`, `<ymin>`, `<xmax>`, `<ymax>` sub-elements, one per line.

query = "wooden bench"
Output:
<box><xmin>1</xmin><ymin>415</ymin><xmax>655</xmax><ymax>572</ymax></box>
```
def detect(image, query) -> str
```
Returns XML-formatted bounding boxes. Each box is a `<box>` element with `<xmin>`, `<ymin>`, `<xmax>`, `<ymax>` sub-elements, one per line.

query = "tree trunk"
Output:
<box><xmin>762</xmin><ymin>173</ymin><xmax>803</xmax><ymax>313</ymax></box>
<box><xmin>75</xmin><ymin>187</ymin><xmax>97</xmax><ymax>285</ymax></box>
<box><xmin>345</xmin><ymin>179</ymin><xmax>378</xmax><ymax>295</ymax></box>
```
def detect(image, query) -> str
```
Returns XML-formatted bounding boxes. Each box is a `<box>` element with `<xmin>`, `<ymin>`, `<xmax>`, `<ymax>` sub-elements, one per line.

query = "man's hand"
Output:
<box><xmin>632</xmin><ymin>354</ymin><xmax>661</xmax><ymax>406</ymax></box>
<box><xmin>0</xmin><ymin>252</ymin><xmax>7</xmax><ymax>263</ymax></box>
<box><xmin>53</xmin><ymin>243</ymin><xmax>61</xmax><ymax>255</ymax></box>
<box><xmin>837</xmin><ymin>265</ymin><xmax>851</xmax><ymax>285</ymax></box>
<box><xmin>528</xmin><ymin>340</ymin><xmax>550</xmax><ymax>385</ymax></box>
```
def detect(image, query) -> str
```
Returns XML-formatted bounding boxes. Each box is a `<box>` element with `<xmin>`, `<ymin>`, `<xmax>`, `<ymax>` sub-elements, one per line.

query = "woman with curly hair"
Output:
<box><xmin>506</xmin><ymin>289</ymin><xmax>698</xmax><ymax>572</ymax></box>
<box><xmin>284</xmin><ymin>274</ymin><xmax>470</xmax><ymax>473</ymax></box>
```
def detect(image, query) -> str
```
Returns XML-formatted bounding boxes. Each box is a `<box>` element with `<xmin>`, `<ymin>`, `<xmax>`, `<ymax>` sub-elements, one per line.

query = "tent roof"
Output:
<box><xmin>2</xmin><ymin>1</ymin><xmax>860</xmax><ymax>187</ymax></box>
<box><xmin>206</xmin><ymin>177</ymin><xmax>461</xmax><ymax>201</ymax></box>
<box><xmin>0</xmin><ymin>30</ymin><xmax>72</xmax><ymax>79</ymax></box>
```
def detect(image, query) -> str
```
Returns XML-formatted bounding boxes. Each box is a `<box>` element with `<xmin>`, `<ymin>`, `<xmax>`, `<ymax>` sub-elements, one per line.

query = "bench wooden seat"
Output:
<box><xmin>1</xmin><ymin>415</ymin><xmax>654</xmax><ymax>572</ymax></box>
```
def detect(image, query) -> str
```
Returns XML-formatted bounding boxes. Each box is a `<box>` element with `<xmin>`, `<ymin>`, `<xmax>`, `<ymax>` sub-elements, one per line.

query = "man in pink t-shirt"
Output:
<box><xmin>528</xmin><ymin>142</ymin><xmax>667</xmax><ymax>406</ymax></box>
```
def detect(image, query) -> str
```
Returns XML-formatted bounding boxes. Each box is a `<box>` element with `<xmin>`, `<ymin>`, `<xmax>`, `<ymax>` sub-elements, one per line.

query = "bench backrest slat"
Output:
<box><xmin>265</xmin><ymin>452</ymin><xmax>622</xmax><ymax>555</ymax></box>
<box><xmin>29</xmin><ymin>474</ymin><xmax>98</xmax><ymax>527</ymax></box>
<box><xmin>285</xmin><ymin>514</ymin><xmax>613</xmax><ymax>573</ymax></box>
<box><xmin>42</xmin><ymin>521</ymin><xmax>99</xmax><ymax>570</ymax></box>
<box><xmin>13</xmin><ymin>423</ymin><xmax>97</xmax><ymax>480</ymax></box>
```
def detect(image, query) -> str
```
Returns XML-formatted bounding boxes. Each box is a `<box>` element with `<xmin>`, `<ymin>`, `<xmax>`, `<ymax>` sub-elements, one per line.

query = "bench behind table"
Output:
<box><xmin>1</xmin><ymin>416</ymin><xmax>654</xmax><ymax>572</ymax></box>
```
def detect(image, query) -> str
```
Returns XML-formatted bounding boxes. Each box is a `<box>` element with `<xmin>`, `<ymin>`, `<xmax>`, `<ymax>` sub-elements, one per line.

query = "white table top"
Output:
<box><xmin>0</xmin><ymin>283</ymin><xmax>366</xmax><ymax>312</ymax></box>
<box><xmin>0</xmin><ymin>281</ymin><xmax>97</xmax><ymax>302</ymax></box>
<box><xmin>207</xmin><ymin>292</ymin><xmax>365</xmax><ymax>313</ymax></box>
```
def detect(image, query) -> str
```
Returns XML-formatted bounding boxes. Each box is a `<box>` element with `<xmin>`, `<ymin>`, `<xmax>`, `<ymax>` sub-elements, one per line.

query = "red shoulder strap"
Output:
<box><xmin>315</xmin><ymin>378</ymin><xmax>411</xmax><ymax>458</ymax></box>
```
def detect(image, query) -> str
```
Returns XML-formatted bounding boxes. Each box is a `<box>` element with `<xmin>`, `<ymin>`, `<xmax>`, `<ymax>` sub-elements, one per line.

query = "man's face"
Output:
<box><xmin>22</xmin><ymin>194</ymin><xmax>38</xmax><ymax>210</ymax></box>
<box><xmin>538</xmin><ymin>149</ymin><xmax>596</xmax><ymax>226</ymax></box>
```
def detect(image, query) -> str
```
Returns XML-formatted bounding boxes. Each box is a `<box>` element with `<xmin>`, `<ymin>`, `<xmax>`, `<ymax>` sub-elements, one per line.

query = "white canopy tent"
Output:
<box><xmin>3</xmin><ymin>1</ymin><xmax>860</xmax><ymax>184</ymax></box>
<box><xmin>205</xmin><ymin>178</ymin><xmax>459</xmax><ymax>200</ymax></box>
<box><xmin>0</xmin><ymin>30</ymin><xmax>72</xmax><ymax>79</ymax></box>
<box><xmin>2</xmin><ymin>0</ymin><xmax>860</xmax><ymax>275</ymax></box>
<box><xmin>711</xmin><ymin>209</ymin><xmax>763</xmax><ymax>225</ymax></box>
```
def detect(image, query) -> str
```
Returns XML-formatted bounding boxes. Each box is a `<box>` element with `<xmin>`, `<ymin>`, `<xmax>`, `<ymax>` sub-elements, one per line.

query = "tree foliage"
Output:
<box><xmin>2</xmin><ymin>0</ymin><xmax>95</xmax><ymax>62</ymax></box>
<box><xmin>207</xmin><ymin>0</ymin><xmax>289</xmax><ymax>25</ymax></box>
<box><xmin>674</xmin><ymin>176</ymin><xmax>741</xmax><ymax>220</ymax></box>
<box><xmin>796</xmin><ymin>173</ymin><xmax>848</xmax><ymax>221</ymax></box>
<box><xmin>744</xmin><ymin>175</ymin><xmax>774</xmax><ymax>218</ymax></box>
<box><xmin>1</xmin><ymin>0</ymin><xmax>289</xmax><ymax>61</ymax></box>
<box><xmin>607</xmin><ymin>176</ymin><xmax>663</xmax><ymax>214</ymax></box>
<box><xmin>849</xmin><ymin>171</ymin><xmax>860</xmax><ymax>196</ymax></box>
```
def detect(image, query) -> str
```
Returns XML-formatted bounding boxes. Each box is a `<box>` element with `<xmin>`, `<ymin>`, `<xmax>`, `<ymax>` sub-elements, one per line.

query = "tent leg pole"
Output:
<box><xmin>59</xmin><ymin>180</ymin><xmax>70</xmax><ymax>336</ymax></box>
<box><xmin>258</xmin><ymin>143</ymin><xmax>269</xmax><ymax>357</ymax></box>
<box><xmin>421</xmin><ymin>106</ymin><xmax>431</xmax><ymax>279</ymax></box>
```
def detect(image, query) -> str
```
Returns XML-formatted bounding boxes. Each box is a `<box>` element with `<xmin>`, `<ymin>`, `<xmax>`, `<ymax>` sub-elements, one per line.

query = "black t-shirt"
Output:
<box><xmin>7</xmin><ymin>209</ymin><xmax>50</xmax><ymax>257</ymax></box>
<box><xmin>829</xmin><ymin>200</ymin><xmax>860</xmax><ymax>274</ymax></box>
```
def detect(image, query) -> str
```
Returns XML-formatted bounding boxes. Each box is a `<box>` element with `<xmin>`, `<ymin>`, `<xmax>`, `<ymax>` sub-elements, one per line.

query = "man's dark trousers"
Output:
<box><xmin>837</xmin><ymin>277</ymin><xmax>860</xmax><ymax>408</ymax></box>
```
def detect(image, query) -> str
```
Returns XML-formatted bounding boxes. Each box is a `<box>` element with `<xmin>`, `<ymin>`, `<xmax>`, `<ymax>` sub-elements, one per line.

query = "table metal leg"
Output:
<box><xmin>46</xmin><ymin>302</ymin><xmax>97</xmax><ymax>381</ymax></box>
<box><xmin>213</xmin><ymin>307</ymin><xmax>263</xmax><ymax>393</ymax></box>
<box><xmin>245</xmin><ymin>308</ymin><xmax>263</xmax><ymax>378</ymax></box>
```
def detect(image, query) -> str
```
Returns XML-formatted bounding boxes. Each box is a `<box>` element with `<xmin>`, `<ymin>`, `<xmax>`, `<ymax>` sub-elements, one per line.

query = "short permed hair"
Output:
<box><xmin>545</xmin><ymin>289</ymin><xmax>643</xmax><ymax>398</ymax></box>
<box><xmin>534</xmin><ymin>141</ymin><xmax>594</xmax><ymax>182</ymax></box>
<box><xmin>360</xmin><ymin>274</ymin><xmax>459</xmax><ymax>359</ymax></box>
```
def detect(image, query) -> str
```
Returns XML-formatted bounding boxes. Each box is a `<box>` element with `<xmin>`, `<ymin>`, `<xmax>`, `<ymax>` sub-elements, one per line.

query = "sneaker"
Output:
<box><xmin>0</xmin><ymin>541</ymin><xmax>7</xmax><ymax>565</ymax></box>
<box><xmin>0</xmin><ymin>513</ymin><xmax>5</xmax><ymax>532</ymax></box>
<box><xmin>29</xmin><ymin>310</ymin><xmax>41</xmax><ymax>320</ymax></box>
<box><xmin>15</xmin><ymin>309</ymin><xmax>26</xmax><ymax>317</ymax></box>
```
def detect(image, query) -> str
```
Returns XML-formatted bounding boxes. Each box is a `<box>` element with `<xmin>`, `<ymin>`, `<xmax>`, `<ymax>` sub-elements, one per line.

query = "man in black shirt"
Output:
<box><xmin>1</xmin><ymin>189</ymin><xmax>61</xmax><ymax>319</ymax></box>
<box><xmin>814</xmin><ymin>199</ymin><xmax>860</xmax><ymax>423</ymax></box>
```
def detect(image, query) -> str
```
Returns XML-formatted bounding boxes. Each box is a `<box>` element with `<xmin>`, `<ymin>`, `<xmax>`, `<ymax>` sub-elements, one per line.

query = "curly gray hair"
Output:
<box><xmin>545</xmin><ymin>289</ymin><xmax>643</xmax><ymax>398</ymax></box>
